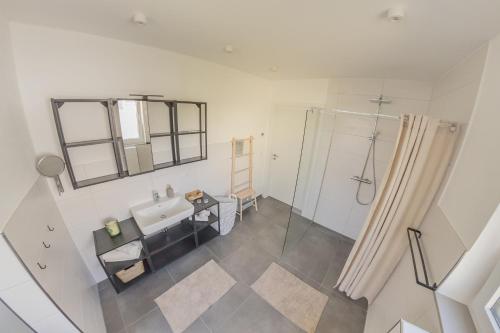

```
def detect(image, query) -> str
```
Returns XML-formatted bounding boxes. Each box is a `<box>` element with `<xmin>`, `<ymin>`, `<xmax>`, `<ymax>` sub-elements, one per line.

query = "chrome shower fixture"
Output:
<box><xmin>352</xmin><ymin>94</ymin><xmax>392</xmax><ymax>206</ymax></box>
<box><xmin>369</xmin><ymin>95</ymin><xmax>392</xmax><ymax>106</ymax></box>
<box><xmin>350</xmin><ymin>176</ymin><xmax>372</xmax><ymax>185</ymax></box>
<box><xmin>368</xmin><ymin>131</ymin><xmax>379</xmax><ymax>142</ymax></box>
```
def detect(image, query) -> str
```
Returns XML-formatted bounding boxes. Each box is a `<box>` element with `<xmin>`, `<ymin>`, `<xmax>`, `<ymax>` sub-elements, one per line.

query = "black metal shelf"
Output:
<box><xmin>191</xmin><ymin>193</ymin><xmax>219</xmax><ymax>214</ymax></box>
<box><xmin>76</xmin><ymin>174</ymin><xmax>121</xmax><ymax>188</ymax></box>
<box><xmin>196</xmin><ymin>226</ymin><xmax>219</xmax><ymax>244</ymax></box>
<box><xmin>407</xmin><ymin>228</ymin><xmax>437</xmax><ymax>291</ymax></box>
<box><xmin>93</xmin><ymin>218</ymin><xmax>142</xmax><ymax>256</ymax></box>
<box><xmin>178</xmin><ymin>156</ymin><xmax>206</xmax><ymax>165</ymax></box>
<box><xmin>93</xmin><ymin>194</ymin><xmax>219</xmax><ymax>293</ymax></box>
<box><xmin>145</xmin><ymin>214</ymin><xmax>219</xmax><ymax>256</ymax></box>
<box><xmin>150</xmin><ymin>237</ymin><xmax>197</xmax><ymax>269</ymax></box>
<box><xmin>150</xmin><ymin>132</ymin><xmax>172</xmax><ymax>138</ymax></box>
<box><xmin>145</xmin><ymin>222</ymin><xmax>196</xmax><ymax>255</ymax></box>
<box><xmin>65</xmin><ymin>138</ymin><xmax>114</xmax><ymax>148</ymax></box>
<box><xmin>189</xmin><ymin>213</ymin><xmax>219</xmax><ymax>228</ymax></box>
<box><xmin>178</xmin><ymin>130</ymin><xmax>207</xmax><ymax>136</ymax></box>
<box><xmin>53</xmin><ymin>98</ymin><xmax>109</xmax><ymax>104</ymax></box>
<box><xmin>52</xmin><ymin>98</ymin><xmax>207</xmax><ymax>189</ymax></box>
<box><xmin>150</xmin><ymin>227</ymin><xmax>219</xmax><ymax>270</ymax></box>
<box><xmin>153</xmin><ymin>161</ymin><xmax>176</xmax><ymax>170</ymax></box>
<box><xmin>154</xmin><ymin>157</ymin><xmax>207</xmax><ymax>169</ymax></box>
<box><xmin>104</xmin><ymin>251</ymin><xmax>147</xmax><ymax>275</ymax></box>
<box><xmin>109</xmin><ymin>260</ymin><xmax>152</xmax><ymax>293</ymax></box>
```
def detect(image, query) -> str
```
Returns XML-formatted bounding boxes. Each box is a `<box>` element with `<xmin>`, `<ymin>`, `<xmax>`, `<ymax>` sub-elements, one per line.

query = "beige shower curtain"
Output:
<box><xmin>336</xmin><ymin>114</ymin><xmax>458</xmax><ymax>303</ymax></box>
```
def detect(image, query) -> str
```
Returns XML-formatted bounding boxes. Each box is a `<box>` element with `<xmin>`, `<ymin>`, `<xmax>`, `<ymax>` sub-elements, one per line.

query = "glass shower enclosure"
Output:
<box><xmin>282</xmin><ymin>109</ymin><xmax>334</xmax><ymax>253</ymax></box>
<box><xmin>282</xmin><ymin>106</ymin><xmax>398</xmax><ymax>255</ymax></box>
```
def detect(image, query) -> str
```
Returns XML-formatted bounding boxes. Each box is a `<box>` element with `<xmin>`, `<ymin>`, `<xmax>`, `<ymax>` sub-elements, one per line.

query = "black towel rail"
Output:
<box><xmin>407</xmin><ymin>227</ymin><xmax>437</xmax><ymax>291</ymax></box>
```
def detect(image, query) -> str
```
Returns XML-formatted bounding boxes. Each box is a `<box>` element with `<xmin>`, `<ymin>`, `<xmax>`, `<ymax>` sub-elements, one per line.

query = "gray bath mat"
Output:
<box><xmin>155</xmin><ymin>260</ymin><xmax>236</xmax><ymax>333</ymax></box>
<box><xmin>252</xmin><ymin>263</ymin><xmax>328</xmax><ymax>333</ymax></box>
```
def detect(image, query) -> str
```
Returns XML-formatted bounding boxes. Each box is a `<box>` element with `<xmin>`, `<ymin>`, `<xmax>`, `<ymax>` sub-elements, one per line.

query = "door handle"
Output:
<box><xmin>272</xmin><ymin>153</ymin><xmax>279</xmax><ymax>160</ymax></box>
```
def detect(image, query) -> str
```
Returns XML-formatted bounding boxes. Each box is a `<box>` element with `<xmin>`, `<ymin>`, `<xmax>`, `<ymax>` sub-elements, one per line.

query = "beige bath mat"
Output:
<box><xmin>155</xmin><ymin>260</ymin><xmax>236</xmax><ymax>333</ymax></box>
<box><xmin>252</xmin><ymin>263</ymin><xmax>328</xmax><ymax>333</ymax></box>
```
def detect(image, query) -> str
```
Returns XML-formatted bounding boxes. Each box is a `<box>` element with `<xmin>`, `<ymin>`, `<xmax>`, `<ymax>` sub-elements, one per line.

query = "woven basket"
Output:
<box><xmin>115</xmin><ymin>261</ymin><xmax>145</xmax><ymax>283</ymax></box>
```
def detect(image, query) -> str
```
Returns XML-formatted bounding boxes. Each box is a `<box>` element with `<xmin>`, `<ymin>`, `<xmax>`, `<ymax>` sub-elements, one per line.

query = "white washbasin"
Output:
<box><xmin>131</xmin><ymin>195</ymin><xmax>194</xmax><ymax>236</ymax></box>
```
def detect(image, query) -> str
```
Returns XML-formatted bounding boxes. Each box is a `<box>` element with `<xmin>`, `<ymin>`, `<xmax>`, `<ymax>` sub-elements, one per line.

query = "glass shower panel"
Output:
<box><xmin>282</xmin><ymin>110</ymin><xmax>335</xmax><ymax>254</ymax></box>
<box><xmin>282</xmin><ymin>103</ymin><xmax>400</xmax><ymax>253</ymax></box>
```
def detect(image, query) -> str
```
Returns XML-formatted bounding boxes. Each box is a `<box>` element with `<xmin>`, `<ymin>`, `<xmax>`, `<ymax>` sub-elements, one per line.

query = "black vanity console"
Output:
<box><xmin>93</xmin><ymin>194</ymin><xmax>220</xmax><ymax>293</ymax></box>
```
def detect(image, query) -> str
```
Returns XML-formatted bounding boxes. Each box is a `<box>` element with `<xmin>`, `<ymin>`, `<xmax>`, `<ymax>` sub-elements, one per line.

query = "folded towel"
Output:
<box><xmin>195</xmin><ymin>210</ymin><xmax>210</xmax><ymax>221</ymax></box>
<box><xmin>102</xmin><ymin>241</ymin><xmax>143</xmax><ymax>262</ymax></box>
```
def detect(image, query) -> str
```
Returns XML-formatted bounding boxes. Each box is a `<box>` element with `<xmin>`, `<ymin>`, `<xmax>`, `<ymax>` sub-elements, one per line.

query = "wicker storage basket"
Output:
<box><xmin>115</xmin><ymin>261</ymin><xmax>145</xmax><ymax>283</ymax></box>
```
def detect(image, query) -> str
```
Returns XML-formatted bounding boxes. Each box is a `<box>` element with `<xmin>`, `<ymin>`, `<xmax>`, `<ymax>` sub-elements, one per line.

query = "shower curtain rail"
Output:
<box><xmin>310</xmin><ymin>107</ymin><xmax>457</xmax><ymax>131</ymax></box>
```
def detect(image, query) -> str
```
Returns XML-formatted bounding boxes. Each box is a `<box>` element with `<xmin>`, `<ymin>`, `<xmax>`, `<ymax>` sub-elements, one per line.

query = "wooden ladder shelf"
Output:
<box><xmin>231</xmin><ymin>136</ymin><xmax>258</xmax><ymax>221</ymax></box>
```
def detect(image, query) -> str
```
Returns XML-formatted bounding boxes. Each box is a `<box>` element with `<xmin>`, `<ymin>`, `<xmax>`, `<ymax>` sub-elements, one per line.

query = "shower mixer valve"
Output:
<box><xmin>368</xmin><ymin>131</ymin><xmax>380</xmax><ymax>141</ymax></box>
<box><xmin>350</xmin><ymin>176</ymin><xmax>372</xmax><ymax>185</ymax></box>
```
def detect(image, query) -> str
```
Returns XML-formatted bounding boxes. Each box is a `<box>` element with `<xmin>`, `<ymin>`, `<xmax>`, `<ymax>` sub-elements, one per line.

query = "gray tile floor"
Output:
<box><xmin>99</xmin><ymin>197</ymin><xmax>367</xmax><ymax>333</ymax></box>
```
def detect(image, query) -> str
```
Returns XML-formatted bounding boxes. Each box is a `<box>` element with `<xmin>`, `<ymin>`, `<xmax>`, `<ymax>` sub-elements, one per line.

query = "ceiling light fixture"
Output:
<box><xmin>387</xmin><ymin>6</ymin><xmax>405</xmax><ymax>22</ymax></box>
<box><xmin>132</xmin><ymin>12</ymin><xmax>148</xmax><ymax>25</ymax></box>
<box><xmin>224</xmin><ymin>45</ymin><xmax>234</xmax><ymax>53</ymax></box>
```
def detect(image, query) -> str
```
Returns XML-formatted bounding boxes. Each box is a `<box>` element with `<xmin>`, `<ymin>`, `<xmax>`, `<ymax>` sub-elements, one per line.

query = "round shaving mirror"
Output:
<box><xmin>36</xmin><ymin>154</ymin><xmax>65</xmax><ymax>195</ymax></box>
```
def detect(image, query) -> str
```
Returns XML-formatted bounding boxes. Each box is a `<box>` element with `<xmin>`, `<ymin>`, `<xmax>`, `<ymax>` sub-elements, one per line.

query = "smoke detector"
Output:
<box><xmin>132</xmin><ymin>12</ymin><xmax>148</xmax><ymax>25</ymax></box>
<box><xmin>269</xmin><ymin>66</ymin><xmax>278</xmax><ymax>72</ymax></box>
<box><xmin>387</xmin><ymin>6</ymin><xmax>405</xmax><ymax>22</ymax></box>
<box><xmin>224</xmin><ymin>45</ymin><xmax>234</xmax><ymax>53</ymax></box>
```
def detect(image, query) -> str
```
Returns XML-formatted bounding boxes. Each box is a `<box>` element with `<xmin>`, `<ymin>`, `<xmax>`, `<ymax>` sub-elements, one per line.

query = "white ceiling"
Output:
<box><xmin>2</xmin><ymin>0</ymin><xmax>500</xmax><ymax>80</ymax></box>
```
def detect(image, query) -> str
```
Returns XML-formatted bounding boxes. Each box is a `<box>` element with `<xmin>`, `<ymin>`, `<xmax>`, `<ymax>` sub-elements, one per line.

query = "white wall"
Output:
<box><xmin>0</xmin><ymin>16</ymin><xmax>37</xmax><ymax>229</ymax></box>
<box><xmin>435</xmin><ymin>203</ymin><xmax>500</xmax><ymax>333</ymax></box>
<box><xmin>364</xmin><ymin>45</ymin><xmax>488</xmax><ymax>333</ymax></box>
<box><xmin>267</xmin><ymin>79</ymin><xmax>329</xmax><ymax>206</ymax></box>
<box><xmin>1</xmin><ymin>16</ymin><xmax>105</xmax><ymax>331</ymax></box>
<box><xmin>471</xmin><ymin>259</ymin><xmax>500</xmax><ymax>333</ymax></box>
<box><xmin>421</xmin><ymin>43</ymin><xmax>488</xmax><ymax>285</ymax></box>
<box><xmin>439</xmin><ymin>33</ymin><xmax>500</xmax><ymax>249</ymax></box>
<box><xmin>438</xmin><ymin>204</ymin><xmax>500</xmax><ymax>307</ymax></box>
<box><xmin>9</xmin><ymin>23</ymin><xmax>273</xmax><ymax>282</ymax></box>
<box><xmin>0</xmin><ymin>299</ymin><xmax>33</xmax><ymax>333</ymax></box>
<box><xmin>436</xmin><ymin>33</ymin><xmax>500</xmax><ymax>332</ymax></box>
<box><xmin>270</xmin><ymin>79</ymin><xmax>330</xmax><ymax>107</ymax></box>
<box><xmin>435</xmin><ymin>293</ymin><xmax>477</xmax><ymax>333</ymax></box>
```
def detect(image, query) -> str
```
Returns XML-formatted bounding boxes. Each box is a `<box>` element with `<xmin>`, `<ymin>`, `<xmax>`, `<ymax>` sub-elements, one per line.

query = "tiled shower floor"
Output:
<box><xmin>98</xmin><ymin>197</ymin><xmax>367</xmax><ymax>333</ymax></box>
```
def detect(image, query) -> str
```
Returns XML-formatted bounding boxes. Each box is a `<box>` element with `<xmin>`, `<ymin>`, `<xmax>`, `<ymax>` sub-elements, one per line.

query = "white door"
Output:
<box><xmin>268</xmin><ymin>105</ymin><xmax>307</xmax><ymax>205</ymax></box>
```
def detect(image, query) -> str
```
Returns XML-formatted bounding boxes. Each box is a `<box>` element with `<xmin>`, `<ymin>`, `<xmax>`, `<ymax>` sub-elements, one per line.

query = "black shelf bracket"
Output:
<box><xmin>407</xmin><ymin>227</ymin><xmax>437</xmax><ymax>291</ymax></box>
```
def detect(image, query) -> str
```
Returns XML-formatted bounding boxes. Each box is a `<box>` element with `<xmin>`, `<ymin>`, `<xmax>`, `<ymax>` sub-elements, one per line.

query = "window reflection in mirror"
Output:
<box><xmin>116</xmin><ymin>100</ymin><xmax>153</xmax><ymax>175</ymax></box>
<box><xmin>117</xmin><ymin>100</ymin><xmax>149</xmax><ymax>144</ymax></box>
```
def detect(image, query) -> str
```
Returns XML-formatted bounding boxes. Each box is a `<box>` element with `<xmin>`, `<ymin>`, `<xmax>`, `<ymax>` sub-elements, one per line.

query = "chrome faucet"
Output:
<box><xmin>153</xmin><ymin>190</ymin><xmax>160</xmax><ymax>202</ymax></box>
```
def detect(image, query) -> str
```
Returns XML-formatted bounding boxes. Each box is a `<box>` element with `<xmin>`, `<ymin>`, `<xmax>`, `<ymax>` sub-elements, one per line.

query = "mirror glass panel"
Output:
<box><xmin>148</xmin><ymin>101</ymin><xmax>172</xmax><ymax>135</ymax></box>
<box><xmin>59</xmin><ymin>102</ymin><xmax>110</xmax><ymax>142</ymax></box>
<box><xmin>68</xmin><ymin>143</ymin><xmax>118</xmax><ymax>182</ymax></box>
<box><xmin>178</xmin><ymin>134</ymin><xmax>202</xmax><ymax>162</ymax></box>
<box><xmin>149</xmin><ymin>101</ymin><xmax>175</xmax><ymax>167</ymax></box>
<box><xmin>117</xmin><ymin>100</ymin><xmax>150</xmax><ymax>144</ymax></box>
<box><xmin>116</xmin><ymin>100</ymin><xmax>154</xmax><ymax>175</ymax></box>
<box><xmin>177</xmin><ymin>103</ymin><xmax>200</xmax><ymax>132</ymax></box>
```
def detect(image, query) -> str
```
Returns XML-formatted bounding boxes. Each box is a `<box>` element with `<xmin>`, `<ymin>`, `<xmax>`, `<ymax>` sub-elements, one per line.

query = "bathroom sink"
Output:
<box><xmin>131</xmin><ymin>196</ymin><xmax>194</xmax><ymax>236</ymax></box>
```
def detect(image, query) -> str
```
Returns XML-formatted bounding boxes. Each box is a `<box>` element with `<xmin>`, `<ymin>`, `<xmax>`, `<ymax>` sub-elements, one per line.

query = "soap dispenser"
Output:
<box><xmin>166</xmin><ymin>184</ymin><xmax>175</xmax><ymax>198</ymax></box>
